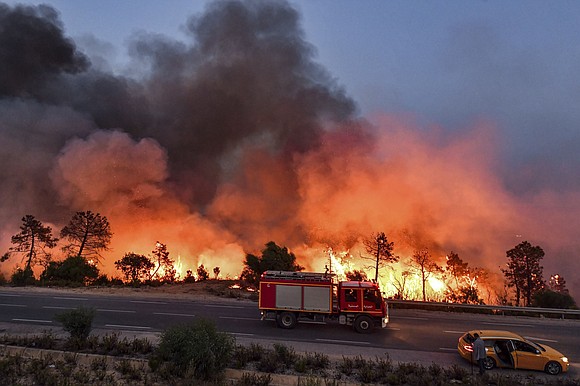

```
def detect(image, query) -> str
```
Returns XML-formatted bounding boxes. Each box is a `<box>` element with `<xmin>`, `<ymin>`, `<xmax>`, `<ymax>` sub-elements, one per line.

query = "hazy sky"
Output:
<box><xmin>1</xmin><ymin>0</ymin><xmax>579</xmax><ymax>298</ymax></box>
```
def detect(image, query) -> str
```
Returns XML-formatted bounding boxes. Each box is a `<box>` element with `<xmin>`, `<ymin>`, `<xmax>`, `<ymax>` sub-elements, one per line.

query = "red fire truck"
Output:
<box><xmin>259</xmin><ymin>271</ymin><xmax>389</xmax><ymax>333</ymax></box>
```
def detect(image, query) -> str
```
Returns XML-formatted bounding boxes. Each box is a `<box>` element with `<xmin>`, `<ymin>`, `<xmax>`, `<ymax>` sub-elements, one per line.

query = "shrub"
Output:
<box><xmin>273</xmin><ymin>343</ymin><xmax>297</xmax><ymax>368</ymax></box>
<box><xmin>40</xmin><ymin>255</ymin><xmax>99</xmax><ymax>286</ymax></box>
<box><xmin>235</xmin><ymin>372</ymin><xmax>272</xmax><ymax>386</ymax></box>
<box><xmin>0</xmin><ymin>272</ymin><xmax>7</xmax><ymax>285</ymax></box>
<box><xmin>10</xmin><ymin>267</ymin><xmax>35</xmax><ymax>286</ymax></box>
<box><xmin>533</xmin><ymin>289</ymin><xmax>577</xmax><ymax>309</ymax></box>
<box><xmin>150</xmin><ymin>318</ymin><xmax>235</xmax><ymax>382</ymax></box>
<box><xmin>54</xmin><ymin>307</ymin><xmax>96</xmax><ymax>341</ymax></box>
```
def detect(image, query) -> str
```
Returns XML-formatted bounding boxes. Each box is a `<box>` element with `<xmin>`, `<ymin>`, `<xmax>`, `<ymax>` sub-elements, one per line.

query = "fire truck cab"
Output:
<box><xmin>259</xmin><ymin>271</ymin><xmax>388</xmax><ymax>333</ymax></box>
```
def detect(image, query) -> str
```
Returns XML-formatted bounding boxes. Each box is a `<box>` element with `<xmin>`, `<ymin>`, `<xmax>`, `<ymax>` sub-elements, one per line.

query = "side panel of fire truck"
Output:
<box><xmin>259</xmin><ymin>271</ymin><xmax>333</xmax><ymax>329</ymax></box>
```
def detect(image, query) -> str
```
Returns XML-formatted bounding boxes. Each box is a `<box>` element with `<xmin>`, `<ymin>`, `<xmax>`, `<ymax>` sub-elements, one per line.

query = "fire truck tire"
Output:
<box><xmin>277</xmin><ymin>312</ymin><xmax>298</xmax><ymax>329</ymax></box>
<box><xmin>354</xmin><ymin>315</ymin><xmax>374</xmax><ymax>333</ymax></box>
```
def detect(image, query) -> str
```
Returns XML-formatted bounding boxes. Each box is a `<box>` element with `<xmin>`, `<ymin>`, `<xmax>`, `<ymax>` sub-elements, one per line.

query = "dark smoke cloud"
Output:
<box><xmin>0</xmin><ymin>3</ymin><xmax>88</xmax><ymax>97</ymax></box>
<box><xmin>0</xmin><ymin>0</ymin><xmax>356</xmax><ymax>252</ymax></box>
<box><xmin>127</xmin><ymin>0</ymin><xmax>356</xmax><ymax>204</ymax></box>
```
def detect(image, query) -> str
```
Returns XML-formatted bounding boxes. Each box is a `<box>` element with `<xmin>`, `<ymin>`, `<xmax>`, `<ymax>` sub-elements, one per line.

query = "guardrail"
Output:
<box><xmin>387</xmin><ymin>299</ymin><xmax>580</xmax><ymax>319</ymax></box>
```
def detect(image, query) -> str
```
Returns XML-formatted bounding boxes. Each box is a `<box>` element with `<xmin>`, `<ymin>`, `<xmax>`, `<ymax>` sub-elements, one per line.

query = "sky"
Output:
<box><xmin>1</xmin><ymin>0</ymin><xmax>579</xmax><ymax>300</ymax></box>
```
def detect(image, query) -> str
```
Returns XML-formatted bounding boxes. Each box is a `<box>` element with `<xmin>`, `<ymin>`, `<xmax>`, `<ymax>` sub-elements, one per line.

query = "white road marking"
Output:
<box><xmin>13</xmin><ymin>318</ymin><xmax>52</xmax><ymax>324</ymax></box>
<box><xmin>444</xmin><ymin>330</ymin><xmax>465</xmax><ymax>334</ymax></box>
<box><xmin>396</xmin><ymin>316</ymin><xmax>429</xmax><ymax>320</ymax></box>
<box><xmin>483</xmin><ymin>322</ymin><xmax>534</xmax><ymax>328</ymax></box>
<box><xmin>206</xmin><ymin>304</ymin><xmax>245</xmax><ymax>309</ymax></box>
<box><xmin>130</xmin><ymin>300</ymin><xmax>168</xmax><ymax>305</ymax></box>
<box><xmin>524</xmin><ymin>336</ymin><xmax>558</xmax><ymax>343</ymax></box>
<box><xmin>53</xmin><ymin>297</ymin><xmax>88</xmax><ymax>301</ymax></box>
<box><xmin>97</xmin><ymin>309</ymin><xmax>135</xmax><ymax>313</ymax></box>
<box><xmin>105</xmin><ymin>324</ymin><xmax>151</xmax><ymax>330</ymax></box>
<box><xmin>154</xmin><ymin>312</ymin><xmax>196</xmax><ymax>317</ymax></box>
<box><xmin>0</xmin><ymin>303</ymin><xmax>26</xmax><ymax>307</ymax></box>
<box><xmin>387</xmin><ymin>327</ymin><xmax>401</xmax><ymax>331</ymax></box>
<box><xmin>439</xmin><ymin>348</ymin><xmax>457</xmax><ymax>351</ymax></box>
<box><xmin>43</xmin><ymin>306</ymin><xmax>76</xmax><ymax>310</ymax></box>
<box><xmin>230</xmin><ymin>333</ymin><xmax>255</xmax><ymax>337</ymax></box>
<box><xmin>219</xmin><ymin>316</ymin><xmax>258</xmax><ymax>321</ymax></box>
<box><xmin>316</xmin><ymin>338</ymin><xmax>371</xmax><ymax>345</ymax></box>
<box><xmin>0</xmin><ymin>294</ymin><xmax>22</xmax><ymax>297</ymax></box>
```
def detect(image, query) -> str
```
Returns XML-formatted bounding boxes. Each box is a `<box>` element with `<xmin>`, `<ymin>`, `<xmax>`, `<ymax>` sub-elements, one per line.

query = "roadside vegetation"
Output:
<box><xmin>1</xmin><ymin>322</ymin><xmax>578</xmax><ymax>385</ymax></box>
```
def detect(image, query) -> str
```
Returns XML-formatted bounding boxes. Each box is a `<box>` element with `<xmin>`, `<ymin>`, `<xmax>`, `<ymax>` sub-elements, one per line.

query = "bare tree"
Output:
<box><xmin>408</xmin><ymin>248</ymin><xmax>443</xmax><ymax>301</ymax></box>
<box><xmin>2</xmin><ymin>215</ymin><xmax>58</xmax><ymax>271</ymax></box>
<box><xmin>362</xmin><ymin>232</ymin><xmax>398</xmax><ymax>282</ymax></box>
<box><xmin>148</xmin><ymin>242</ymin><xmax>175</xmax><ymax>281</ymax></box>
<box><xmin>60</xmin><ymin>211</ymin><xmax>112</xmax><ymax>262</ymax></box>
<box><xmin>392</xmin><ymin>270</ymin><xmax>411</xmax><ymax>299</ymax></box>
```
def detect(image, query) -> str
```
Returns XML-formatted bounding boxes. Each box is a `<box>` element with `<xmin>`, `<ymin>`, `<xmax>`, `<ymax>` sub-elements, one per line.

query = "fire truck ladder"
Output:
<box><xmin>262</xmin><ymin>271</ymin><xmax>332</xmax><ymax>282</ymax></box>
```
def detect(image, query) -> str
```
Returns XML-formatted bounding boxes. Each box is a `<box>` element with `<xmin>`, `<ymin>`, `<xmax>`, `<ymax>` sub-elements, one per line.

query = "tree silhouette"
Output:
<box><xmin>445</xmin><ymin>251</ymin><xmax>468</xmax><ymax>289</ymax></box>
<box><xmin>115</xmin><ymin>252</ymin><xmax>154</xmax><ymax>283</ymax></box>
<box><xmin>2</xmin><ymin>215</ymin><xmax>58</xmax><ymax>272</ymax></box>
<box><xmin>148</xmin><ymin>242</ymin><xmax>175</xmax><ymax>282</ymax></box>
<box><xmin>548</xmin><ymin>274</ymin><xmax>568</xmax><ymax>294</ymax></box>
<box><xmin>197</xmin><ymin>264</ymin><xmax>209</xmax><ymax>281</ymax></box>
<box><xmin>408</xmin><ymin>248</ymin><xmax>443</xmax><ymax>301</ymax></box>
<box><xmin>502</xmin><ymin>241</ymin><xmax>545</xmax><ymax>307</ymax></box>
<box><xmin>362</xmin><ymin>232</ymin><xmax>398</xmax><ymax>282</ymax></box>
<box><xmin>60</xmin><ymin>211</ymin><xmax>112</xmax><ymax>262</ymax></box>
<box><xmin>240</xmin><ymin>241</ymin><xmax>304</xmax><ymax>287</ymax></box>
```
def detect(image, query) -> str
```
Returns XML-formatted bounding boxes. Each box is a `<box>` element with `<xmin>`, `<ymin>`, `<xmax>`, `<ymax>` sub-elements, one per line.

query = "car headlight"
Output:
<box><xmin>561</xmin><ymin>357</ymin><xmax>568</xmax><ymax>363</ymax></box>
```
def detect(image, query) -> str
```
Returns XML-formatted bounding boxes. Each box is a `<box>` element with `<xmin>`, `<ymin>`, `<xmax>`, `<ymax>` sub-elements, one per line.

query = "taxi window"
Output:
<box><xmin>512</xmin><ymin>340</ymin><xmax>538</xmax><ymax>353</ymax></box>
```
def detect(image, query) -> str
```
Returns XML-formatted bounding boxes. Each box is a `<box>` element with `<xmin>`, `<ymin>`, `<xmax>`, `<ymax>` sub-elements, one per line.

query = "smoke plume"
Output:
<box><xmin>0</xmin><ymin>1</ymin><xmax>578</xmax><ymax>300</ymax></box>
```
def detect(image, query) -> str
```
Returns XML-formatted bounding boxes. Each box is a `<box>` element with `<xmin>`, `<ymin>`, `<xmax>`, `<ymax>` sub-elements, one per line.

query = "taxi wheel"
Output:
<box><xmin>545</xmin><ymin>361</ymin><xmax>562</xmax><ymax>375</ymax></box>
<box><xmin>483</xmin><ymin>357</ymin><xmax>496</xmax><ymax>370</ymax></box>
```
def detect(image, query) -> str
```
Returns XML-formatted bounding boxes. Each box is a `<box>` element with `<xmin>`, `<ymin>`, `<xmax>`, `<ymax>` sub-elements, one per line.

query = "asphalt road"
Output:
<box><xmin>1</xmin><ymin>288</ymin><xmax>579</xmax><ymax>378</ymax></box>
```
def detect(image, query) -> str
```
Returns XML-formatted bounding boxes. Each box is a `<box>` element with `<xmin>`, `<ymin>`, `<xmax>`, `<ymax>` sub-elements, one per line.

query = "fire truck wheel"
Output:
<box><xmin>354</xmin><ymin>315</ymin><xmax>373</xmax><ymax>333</ymax></box>
<box><xmin>277</xmin><ymin>312</ymin><xmax>297</xmax><ymax>329</ymax></box>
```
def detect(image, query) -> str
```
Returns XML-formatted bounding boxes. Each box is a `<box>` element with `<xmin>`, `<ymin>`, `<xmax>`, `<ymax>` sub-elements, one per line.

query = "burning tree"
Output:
<box><xmin>502</xmin><ymin>241</ymin><xmax>545</xmax><ymax>307</ymax></box>
<box><xmin>408</xmin><ymin>248</ymin><xmax>443</xmax><ymax>301</ymax></box>
<box><xmin>149</xmin><ymin>242</ymin><xmax>176</xmax><ymax>282</ymax></box>
<box><xmin>362</xmin><ymin>232</ymin><xmax>398</xmax><ymax>282</ymax></box>
<box><xmin>392</xmin><ymin>270</ymin><xmax>412</xmax><ymax>300</ymax></box>
<box><xmin>445</xmin><ymin>251</ymin><xmax>468</xmax><ymax>289</ymax></box>
<box><xmin>345</xmin><ymin>270</ymin><xmax>368</xmax><ymax>281</ymax></box>
<box><xmin>444</xmin><ymin>252</ymin><xmax>484</xmax><ymax>304</ymax></box>
<box><xmin>60</xmin><ymin>211</ymin><xmax>112</xmax><ymax>262</ymax></box>
<box><xmin>548</xmin><ymin>274</ymin><xmax>569</xmax><ymax>294</ymax></box>
<box><xmin>197</xmin><ymin>264</ymin><xmax>209</xmax><ymax>281</ymax></box>
<box><xmin>2</xmin><ymin>215</ymin><xmax>58</xmax><ymax>274</ymax></box>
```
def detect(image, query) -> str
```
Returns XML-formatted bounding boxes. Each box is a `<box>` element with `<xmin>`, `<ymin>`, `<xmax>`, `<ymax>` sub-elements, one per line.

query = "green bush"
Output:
<box><xmin>40</xmin><ymin>255</ymin><xmax>99</xmax><ymax>286</ymax></box>
<box><xmin>10</xmin><ymin>267</ymin><xmax>36</xmax><ymax>286</ymax></box>
<box><xmin>150</xmin><ymin>318</ymin><xmax>235</xmax><ymax>382</ymax></box>
<box><xmin>533</xmin><ymin>289</ymin><xmax>577</xmax><ymax>309</ymax></box>
<box><xmin>54</xmin><ymin>307</ymin><xmax>96</xmax><ymax>341</ymax></box>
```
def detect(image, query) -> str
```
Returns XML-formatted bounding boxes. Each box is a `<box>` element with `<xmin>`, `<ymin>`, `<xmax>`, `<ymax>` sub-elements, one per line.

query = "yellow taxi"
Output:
<box><xmin>457</xmin><ymin>330</ymin><xmax>569</xmax><ymax>375</ymax></box>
